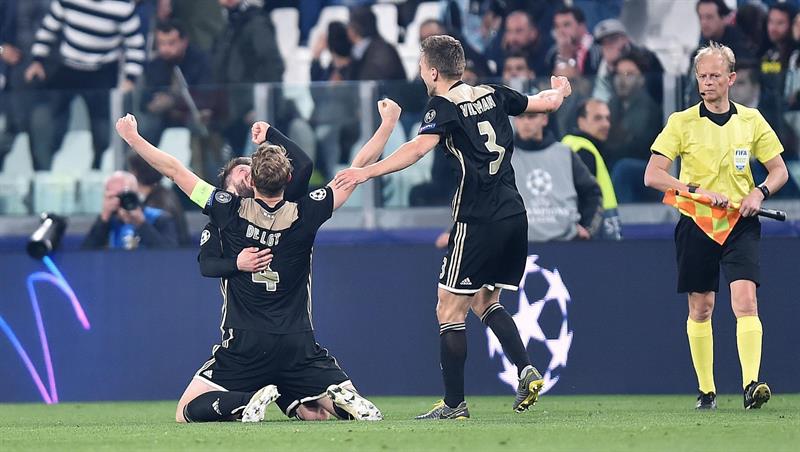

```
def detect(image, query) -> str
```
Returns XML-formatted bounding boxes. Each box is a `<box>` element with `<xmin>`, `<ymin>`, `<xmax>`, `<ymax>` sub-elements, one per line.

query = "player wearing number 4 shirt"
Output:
<box><xmin>334</xmin><ymin>35</ymin><xmax>573</xmax><ymax>419</ymax></box>
<box><xmin>115</xmin><ymin>99</ymin><xmax>402</xmax><ymax>424</ymax></box>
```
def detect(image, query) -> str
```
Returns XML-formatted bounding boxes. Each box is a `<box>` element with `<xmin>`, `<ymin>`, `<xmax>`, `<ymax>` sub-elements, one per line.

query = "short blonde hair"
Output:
<box><xmin>251</xmin><ymin>144</ymin><xmax>292</xmax><ymax>197</ymax></box>
<box><xmin>693</xmin><ymin>41</ymin><xmax>736</xmax><ymax>73</ymax></box>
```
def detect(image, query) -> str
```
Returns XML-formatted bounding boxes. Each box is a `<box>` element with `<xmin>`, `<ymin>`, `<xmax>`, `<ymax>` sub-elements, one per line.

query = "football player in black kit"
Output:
<box><xmin>334</xmin><ymin>35</ymin><xmax>572</xmax><ymax>419</ymax></box>
<box><xmin>115</xmin><ymin>99</ymin><xmax>402</xmax><ymax>423</ymax></box>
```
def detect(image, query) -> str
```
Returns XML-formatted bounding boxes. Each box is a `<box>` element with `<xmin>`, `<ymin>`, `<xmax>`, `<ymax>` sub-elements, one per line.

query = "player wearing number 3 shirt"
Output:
<box><xmin>333</xmin><ymin>35</ymin><xmax>572</xmax><ymax>418</ymax></box>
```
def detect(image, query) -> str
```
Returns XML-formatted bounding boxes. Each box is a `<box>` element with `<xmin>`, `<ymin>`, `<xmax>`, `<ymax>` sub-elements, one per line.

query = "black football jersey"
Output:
<box><xmin>202</xmin><ymin>186</ymin><xmax>334</xmax><ymax>333</ymax></box>
<box><xmin>418</xmin><ymin>82</ymin><xmax>528</xmax><ymax>223</ymax></box>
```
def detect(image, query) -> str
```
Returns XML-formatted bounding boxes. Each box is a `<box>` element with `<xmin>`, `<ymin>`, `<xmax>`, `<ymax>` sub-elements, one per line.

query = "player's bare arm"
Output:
<box><xmin>644</xmin><ymin>153</ymin><xmax>729</xmax><ymax>207</ymax></box>
<box><xmin>351</xmin><ymin>99</ymin><xmax>402</xmax><ymax>168</ymax></box>
<box><xmin>739</xmin><ymin>155</ymin><xmax>788</xmax><ymax>217</ymax></box>
<box><xmin>115</xmin><ymin>114</ymin><xmax>204</xmax><ymax>201</ymax></box>
<box><xmin>333</xmin><ymin>134</ymin><xmax>440</xmax><ymax>190</ymax></box>
<box><xmin>328</xmin><ymin>100</ymin><xmax>404</xmax><ymax>209</ymax></box>
<box><xmin>525</xmin><ymin>76</ymin><xmax>572</xmax><ymax>113</ymax></box>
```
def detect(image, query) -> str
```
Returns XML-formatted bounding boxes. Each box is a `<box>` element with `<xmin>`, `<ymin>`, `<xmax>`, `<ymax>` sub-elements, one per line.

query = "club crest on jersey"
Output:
<box><xmin>200</xmin><ymin>229</ymin><xmax>211</xmax><ymax>246</ymax></box>
<box><xmin>215</xmin><ymin>191</ymin><xmax>232</xmax><ymax>204</ymax></box>
<box><xmin>734</xmin><ymin>148</ymin><xmax>749</xmax><ymax>171</ymax></box>
<box><xmin>424</xmin><ymin>109</ymin><xmax>436</xmax><ymax>123</ymax></box>
<box><xmin>310</xmin><ymin>188</ymin><xmax>327</xmax><ymax>201</ymax></box>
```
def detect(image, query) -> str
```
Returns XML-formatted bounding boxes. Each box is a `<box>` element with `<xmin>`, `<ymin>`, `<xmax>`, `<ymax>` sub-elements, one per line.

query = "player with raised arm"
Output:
<box><xmin>334</xmin><ymin>35</ymin><xmax>572</xmax><ymax>419</ymax></box>
<box><xmin>116</xmin><ymin>99</ymin><xmax>401</xmax><ymax>423</ymax></box>
<box><xmin>196</xmin><ymin>109</ymin><xmax>396</xmax><ymax>421</ymax></box>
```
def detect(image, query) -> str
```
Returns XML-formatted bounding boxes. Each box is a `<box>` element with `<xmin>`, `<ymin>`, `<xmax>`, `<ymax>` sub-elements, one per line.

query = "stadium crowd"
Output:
<box><xmin>1</xmin><ymin>0</ymin><xmax>800</xmax><ymax>245</ymax></box>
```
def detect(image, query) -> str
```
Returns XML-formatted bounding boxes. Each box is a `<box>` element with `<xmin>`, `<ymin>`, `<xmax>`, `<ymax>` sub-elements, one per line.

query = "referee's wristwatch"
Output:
<box><xmin>757</xmin><ymin>184</ymin><xmax>770</xmax><ymax>200</ymax></box>
<box><xmin>687</xmin><ymin>184</ymin><xmax>699</xmax><ymax>194</ymax></box>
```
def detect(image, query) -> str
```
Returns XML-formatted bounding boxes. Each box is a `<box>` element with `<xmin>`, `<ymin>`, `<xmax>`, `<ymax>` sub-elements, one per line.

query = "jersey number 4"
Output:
<box><xmin>252</xmin><ymin>266</ymin><xmax>280</xmax><ymax>291</ymax></box>
<box><xmin>478</xmin><ymin>121</ymin><xmax>505</xmax><ymax>175</ymax></box>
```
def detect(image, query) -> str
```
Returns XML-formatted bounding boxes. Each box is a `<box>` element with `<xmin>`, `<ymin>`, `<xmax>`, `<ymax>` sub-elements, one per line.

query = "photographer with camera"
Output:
<box><xmin>82</xmin><ymin>171</ymin><xmax>178</xmax><ymax>250</ymax></box>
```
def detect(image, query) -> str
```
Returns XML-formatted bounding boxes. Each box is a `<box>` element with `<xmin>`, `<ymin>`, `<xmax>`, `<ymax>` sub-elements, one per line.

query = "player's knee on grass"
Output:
<box><xmin>688</xmin><ymin>292</ymin><xmax>715</xmax><ymax>321</ymax></box>
<box><xmin>296</xmin><ymin>401</ymin><xmax>331</xmax><ymax>421</ymax></box>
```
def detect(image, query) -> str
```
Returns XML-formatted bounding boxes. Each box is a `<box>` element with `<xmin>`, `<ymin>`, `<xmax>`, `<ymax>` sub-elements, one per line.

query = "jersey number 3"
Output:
<box><xmin>478</xmin><ymin>121</ymin><xmax>505</xmax><ymax>175</ymax></box>
<box><xmin>252</xmin><ymin>266</ymin><xmax>280</xmax><ymax>291</ymax></box>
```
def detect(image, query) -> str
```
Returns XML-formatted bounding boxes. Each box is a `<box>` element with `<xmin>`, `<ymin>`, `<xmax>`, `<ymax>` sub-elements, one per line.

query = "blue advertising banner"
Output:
<box><xmin>1</xmin><ymin>239</ymin><xmax>798</xmax><ymax>403</ymax></box>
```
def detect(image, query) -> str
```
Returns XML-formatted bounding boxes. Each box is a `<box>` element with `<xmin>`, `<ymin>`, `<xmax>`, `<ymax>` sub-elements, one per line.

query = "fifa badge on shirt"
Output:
<box><xmin>734</xmin><ymin>149</ymin><xmax>749</xmax><ymax>171</ymax></box>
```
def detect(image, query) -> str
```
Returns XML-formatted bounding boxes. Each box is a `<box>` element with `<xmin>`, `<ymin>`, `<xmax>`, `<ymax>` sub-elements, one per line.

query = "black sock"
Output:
<box><xmin>482</xmin><ymin>303</ymin><xmax>531</xmax><ymax>374</ymax></box>
<box><xmin>184</xmin><ymin>391</ymin><xmax>254</xmax><ymax>422</ymax></box>
<box><xmin>440</xmin><ymin>322</ymin><xmax>467</xmax><ymax>408</ymax></box>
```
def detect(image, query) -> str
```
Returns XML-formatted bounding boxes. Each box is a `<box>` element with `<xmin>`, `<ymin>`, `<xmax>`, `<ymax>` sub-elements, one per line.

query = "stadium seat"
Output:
<box><xmin>400</xmin><ymin>1</ymin><xmax>441</xmax><ymax>54</ymax></box>
<box><xmin>372</xmin><ymin>3</ymin><xmax>399</xmax><ymax>45</ymax></box>
<box><xmin>32</xmin><ymin>172</ymin><xmax>77</xmax><ymax>215</ymax></box>
<box><xmin>157</xmin><ymin>128</ymin><xmax>192</xmax><ymax>169</ymax></box>
<box><xmin>0</xmin><ymin>174</ymin><xmax>30</xmax><ymax>215</ymax></box>
<box><xmin>271</xmin><ymin>8</ymin><xmax>300</xmax><ymax>60</ymax></box>
<box><xmin>76</xmin><ymin>171</ymin><xmax>109</xmax><ymax>215</ymax></box>
<box><xmin>3</xmin><ymin>132</ymin><xmax>33</xmax><ymax>176</ymax></box>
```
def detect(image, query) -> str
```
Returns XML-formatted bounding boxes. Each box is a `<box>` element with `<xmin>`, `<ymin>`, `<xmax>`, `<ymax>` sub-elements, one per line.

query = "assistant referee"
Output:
<box><xmin>644</xmin><ymin>42</ymin><xmax>789</xmax><ymax>410</ymax></box>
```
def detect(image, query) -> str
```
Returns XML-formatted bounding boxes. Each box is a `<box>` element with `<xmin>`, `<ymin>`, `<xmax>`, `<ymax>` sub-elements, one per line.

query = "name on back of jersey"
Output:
<box><xmin>459</xmin><ymin>95</ymin><xmax>497</xmax><ymax>117</ymax></box>
<box><xmin>246</xmin><ymin>224</ymin><xmax>282</xmax><ymax>246</ymax></box>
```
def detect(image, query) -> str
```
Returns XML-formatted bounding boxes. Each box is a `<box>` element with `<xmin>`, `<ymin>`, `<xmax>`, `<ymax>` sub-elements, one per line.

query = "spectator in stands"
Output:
<box><xmin>128</xmin><ymin>153</ymin><xmax>190</xmax><ymax>246</ymax></box>
<box><xmin>731</xmin><ymin>63</ymin><xmax>761</xmax><ymax>108</ymax></box>
<box><xmin>572</xmin><ymin>0</ymin><xmax>622</xmax><ymax>31</ymax></box>
<box><xmin>82</xmin><ymin>171</ymin><xmax>178</xmax><ymax>250</ymax></box>
<box><xmin>546</xmin><ymin>6</ymin><xmax>601</xmax><ymax>77</ymax></box>
<box><xmin>591</xmin><ymin>18</ymin><xmax>664</xmax><ymax>106</ymax></box>
<box><xmin>502</xmin><ymin>51</ymin><xmax>535</xmax><ymax>92</ymax></box>
<box><xmin>485</xmin><ymin>10</ymin><xmax>551</xmax><ymax>80</ymax></box>
<box><xmin>759</xmin><ymin>4</ymin><xmax>797</xmax><ymax>143</ymax></box>
<box><xmin>421</xmin><ymin>18</ymin><xmax>492</xmax><ymax>79</ymax></box>
<box><xmin>157</xmin><ymin>0</ymin><xmax>224</xmax><ymax>52</ymax></box>
<box><xmin>562</xmin><ymin>99</ymin><xmax>621</xmax><ymax>239</ymax></box>
<box><xmin>692</xmin><ymin>0</ymin><xmax>754</xmax><ymax>64</ymax></box>
<box><xmin>549</xmin><ymin>58</ymin><xmax>592</xmax><ymax>137</ymax></box>
<box><xmin>511</xmin><ymin>111</ymin><xmax>603</xmax><ymax>242</ymax></box>
<box><xmin>606</xmin><ymin>51</ymin><xmax>663</xmax><ymax>203</ymax></box>
<box><xmin>310</xmin><ymin>21</ymin><xmax>359</xmax><ymax>180</ymax></box>
<box><xmin>24</xmin><ymin>0</ymin><xmax>146</xmax><ymax>170</ymax></box>
<box><xmin>443</xmin><ymin>0</ymin><xmax>503</xmax><ymax>54</ymax></box>
<box><xmin>735</xmin><ymin>2</ymin><xmax>768</xmax><ymax>58</ymax></box>
<box><xmin>139</xmin><ymin>20</ymin><xmax>219</xmax><ymax>180</ymax></box>
<box><xmin>213</xmin><ymin>0</ymin><xmax>284</xmax><ymax>156</ymax></box>
<box><xmin>0</xmin><ymin>0</ymin><xmax>49</xmax><ymax>172</ymax></box>
<box><xmin>347</xmin><ymin>6</ymin><xmax>406</xmax><ymax>81</ymax></box>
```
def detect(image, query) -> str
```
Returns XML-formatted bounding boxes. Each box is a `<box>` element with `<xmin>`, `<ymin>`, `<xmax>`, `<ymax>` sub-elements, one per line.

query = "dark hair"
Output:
<box><xmin>555</xmin><ymin>6</ymin><xmax>586</xmax><ymax>24</ymax></box>
<box><xmin>127</xmin><ymin>153</ymin><xmax>162</xmax><ymax>186</ymax></box>
<box><xmin>507</xmin><ymin>9</ymin><xmax>535</xmax><ymax>29</ymax></box>
<box><xmin>421</xmin><ymin>35</ymin><xmax>465</xmax><ymax>79</ymax></box>
<box><xmin>348</xmin><ymin>6</ymin><xmax>378</xmax><ymax>38</ymax></box>
<box><xmin>616</xmin><ymin>48</ymin><xmax>648</xmax><ymax>73</ymax></box>
<box><xmin>155</xmin><ymin>20</ymin><xmax>187</xmax><ymax>38</ymax></box>
<box><xmin>218</xmin><ymin>156</ymin><xmax>252</xmax><ymax>188</ymax></box>
<box><xmin>504</xmin><ymin>51</ymin><xmax>530</xmax><ymax>67</ymax></box>
<box><xmin>696</xmin><ymin>0</ymin><xmax>731</xmax><ymax>18</ymax></box>
<box><xmin>769</xmin><ymin>3</ymin><xmax>798</xmax><ymax>24</ymax></box>
<box><xmin>327</xmin><ymin>21</ymin><xmax>352</xmax><ymax>57</ymax></box>
<box><xmin>576</xmin><ymin>98</ymin><xmax>607</xmax><ymax>119</ymax></box>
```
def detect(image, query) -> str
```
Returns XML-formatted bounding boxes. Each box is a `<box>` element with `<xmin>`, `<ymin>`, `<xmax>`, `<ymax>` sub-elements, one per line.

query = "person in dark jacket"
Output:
<box><xmin>346</xmin><ymin>6</ymin><xmax>406</xmax><ymax>81</ymax></box>
<box><xmin>213</xmin><ymin>0</ymin><xmax>284</xmax><ymax>155</ymax></box>
<box><xmin>128</xmin><ymin>153</ymin><xmax>191</xmax><ymax>246</ymax></box>
<box><xmin>82</xmin><ymin>171</ymin><xmax>178</xmax><ymax>250</ymax></box>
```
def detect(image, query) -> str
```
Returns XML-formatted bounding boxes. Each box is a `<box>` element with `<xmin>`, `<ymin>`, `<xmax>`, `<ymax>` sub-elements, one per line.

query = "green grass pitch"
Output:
<box><xmin>2</xmin><ymin>395</ymin><xmax>799</xmax><ymax>451</ymax></box>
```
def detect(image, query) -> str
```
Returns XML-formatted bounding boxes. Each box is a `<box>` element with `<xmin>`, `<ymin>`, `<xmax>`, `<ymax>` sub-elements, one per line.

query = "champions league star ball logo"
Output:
<box><xmin>526</xmin><ymin>169</ymin><xmax>553</xmax><ymax>197</ymax></box>
<box><xmin>486</xmin><ymin>255</ymin><xmax>573</xmax><ymax>394</ymax></box>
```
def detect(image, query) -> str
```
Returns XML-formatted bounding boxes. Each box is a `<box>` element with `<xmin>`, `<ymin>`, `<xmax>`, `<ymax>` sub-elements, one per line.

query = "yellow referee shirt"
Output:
<box><xmin>651</xmin><ymin>101</ymin><xmax>783</xmax><ymax>203</ymax></box>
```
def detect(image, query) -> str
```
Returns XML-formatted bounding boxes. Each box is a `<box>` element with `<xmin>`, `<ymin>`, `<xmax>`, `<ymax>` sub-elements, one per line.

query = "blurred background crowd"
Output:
<box><xmin>2</xmin><ymin>0</ymin><xmax>800</xmax><ymax>247</ymax></box>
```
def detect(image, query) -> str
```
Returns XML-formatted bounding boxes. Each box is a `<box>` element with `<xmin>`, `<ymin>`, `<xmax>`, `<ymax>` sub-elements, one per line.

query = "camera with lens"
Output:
<box><xmin>27</xmin><ymin>213</ymin><xmax>67</xmax><ymax>259</ymax></box>
<box><xmin>117</xmin><ymin>190</ymin><xmax>141</xmax><ymax>211</ymax></box>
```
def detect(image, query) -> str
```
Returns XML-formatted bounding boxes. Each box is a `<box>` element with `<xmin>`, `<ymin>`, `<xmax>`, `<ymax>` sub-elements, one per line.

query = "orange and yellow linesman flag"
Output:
<box><xmin>663</xmin><ymin>189</ymin><xmax>741</xmax><ymax>245</ymax></box>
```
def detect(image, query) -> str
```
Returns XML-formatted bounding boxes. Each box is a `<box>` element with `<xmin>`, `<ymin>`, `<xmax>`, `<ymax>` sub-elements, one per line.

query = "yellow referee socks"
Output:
<box><xmin>736</xmin><ymin>315</ymin><xmax>763</xmax><ymax>389</ymax></box>
<box><xmin>687</xmin><ymin>318</ymin><xmax>716</xmax><ymax>394</ymax></box>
